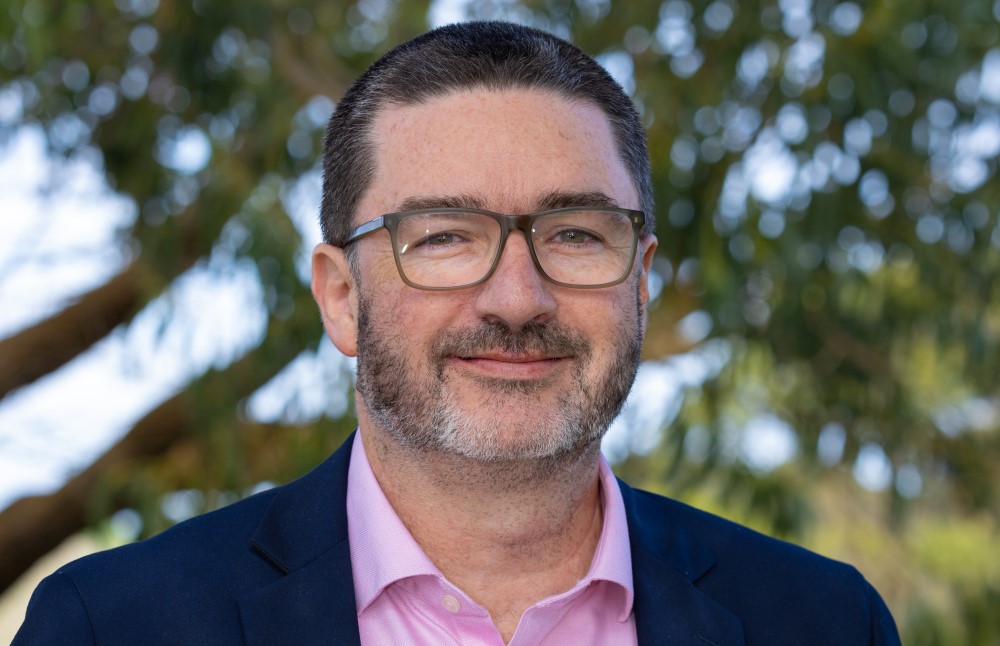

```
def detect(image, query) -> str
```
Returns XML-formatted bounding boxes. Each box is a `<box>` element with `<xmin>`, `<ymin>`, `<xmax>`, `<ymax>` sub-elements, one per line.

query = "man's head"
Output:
<box><xmin>319</xmin><ymin>21</ymin><xmax>655</xmax><ymax>247</ymax></box>
<box><xmin>312</xmin><ymin>22</ymin><xmax>657</xmax><ymax>467</ymax></box>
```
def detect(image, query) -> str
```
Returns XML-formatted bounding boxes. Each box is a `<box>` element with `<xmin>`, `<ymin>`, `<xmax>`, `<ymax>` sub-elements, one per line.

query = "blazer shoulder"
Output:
<box><xmin>623</xmin><ymin>483</ymin><xmax>901</xmax><ymax>645</ymax></box>
<box><xmin>63</xmin><ymin>482</ymin><xmax>281</xmax><ymax>582</ymax></box>
<box><xmin>53</xmin><ymin>435</ymin><xmax>355</xmax><ymax>595</ymax></box>
<box><xmin>13</xmin><ymin>570</ymin><xmax>95</xmax><ymax>645</ymax></box>
<box><xmin>15</xmin><ymin>436</ymin><xmax>357</xmax><ymax>644</ymax></box>
<box><xmin>625</xmin><ymin>482</ymin><xmax>856</xmax><ymax>576</ymax></box>
<box><xmin>12</xmin><ymin>486</ymin><xmax>283</xmax><ymax>644</ymax></box>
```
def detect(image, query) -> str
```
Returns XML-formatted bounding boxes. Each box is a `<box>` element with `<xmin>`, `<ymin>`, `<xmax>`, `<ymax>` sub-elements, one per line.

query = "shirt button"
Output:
<box><xmin>441</xmin><ymin>594</ymin><xmax>461</xmax><ymax>613</ymax></box>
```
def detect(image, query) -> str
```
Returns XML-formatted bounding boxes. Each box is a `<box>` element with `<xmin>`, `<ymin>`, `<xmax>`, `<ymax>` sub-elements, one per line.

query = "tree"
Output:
<box><xmin>1</xmin><ymin>0</ymin><xmax>998</xmax><ymax>641</ymax></box>
<box><xmin>0</xmin><ymin>0</ymin><xmax>433</xmax><ymax>590</ymax></box>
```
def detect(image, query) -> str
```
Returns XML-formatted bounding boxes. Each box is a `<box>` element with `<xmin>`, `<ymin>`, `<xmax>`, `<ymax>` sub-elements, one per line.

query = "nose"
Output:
<box><xmin>472</xmin><ymin>231</ymin><xmax>557</xmax><ymax>329</ymax></box>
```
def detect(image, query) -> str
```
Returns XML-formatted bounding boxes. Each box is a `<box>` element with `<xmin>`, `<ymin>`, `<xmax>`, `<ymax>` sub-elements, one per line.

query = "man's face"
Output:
<box><xmin>338</xmin><ymin>89</ymin><xmax>656</xmax><ymax>462</ymax></box>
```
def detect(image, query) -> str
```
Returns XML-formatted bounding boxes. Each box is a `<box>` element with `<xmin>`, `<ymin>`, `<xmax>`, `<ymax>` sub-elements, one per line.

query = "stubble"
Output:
<box><xmin>354</xmin><ymin>285</ymin><xmax>643</xmax><ymax>473</ymax></box>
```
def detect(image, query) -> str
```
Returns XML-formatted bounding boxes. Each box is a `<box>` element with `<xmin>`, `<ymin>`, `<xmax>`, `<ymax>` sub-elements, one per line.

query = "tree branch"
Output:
<box><xmin>0</xmin><ymin>262</ymin><xmax>145</xmax><ymax>401</ymax></box>
<box><xmin>0</xmin><ymin>312</ymin><xmax>320</xmax><ymax>594</ymax></box>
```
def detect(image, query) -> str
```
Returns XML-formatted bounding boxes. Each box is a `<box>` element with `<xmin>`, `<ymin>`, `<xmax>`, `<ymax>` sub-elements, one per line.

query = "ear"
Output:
<box><xmin>311</xmin><ymin>243</ymin><xmax>359</xmax><ymax>357</ymax></box>
<box><xmin>637</xmin><ymin>233</ymin><xmax>658</xmax><ymax>308</ymax></box>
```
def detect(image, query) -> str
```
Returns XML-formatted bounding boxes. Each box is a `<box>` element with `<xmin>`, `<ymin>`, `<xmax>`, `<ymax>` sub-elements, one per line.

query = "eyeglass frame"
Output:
<box><xmin>341</xmin><ymin>206</ymin><xmax>647</xmax><ymax>291</ymax></box>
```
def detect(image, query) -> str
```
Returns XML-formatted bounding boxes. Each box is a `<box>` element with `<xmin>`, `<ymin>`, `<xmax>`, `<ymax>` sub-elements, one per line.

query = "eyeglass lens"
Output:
<box><xmin>394</xmin><ymin>210</ymin><xmax>636</xmax><ymax>288</ymax></box>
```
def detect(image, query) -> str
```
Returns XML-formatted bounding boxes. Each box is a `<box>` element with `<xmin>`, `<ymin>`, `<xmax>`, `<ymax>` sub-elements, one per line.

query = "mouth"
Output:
<box><xmin>449</xmin><ymin>352</ymin><xmax>570</xmax><ymax>380</ymax></box>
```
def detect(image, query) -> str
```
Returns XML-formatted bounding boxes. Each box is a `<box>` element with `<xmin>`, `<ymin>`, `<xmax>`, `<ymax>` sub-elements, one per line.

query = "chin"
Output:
<box><xmin>432</xmin><ymin>408</ymin><xmax>601</xmax><ymax>463</ymax></box>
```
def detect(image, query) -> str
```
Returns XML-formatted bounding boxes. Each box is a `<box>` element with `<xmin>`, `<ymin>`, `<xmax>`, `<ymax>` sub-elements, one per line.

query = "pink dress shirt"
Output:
<box><xmin>346</xmin><ymin>433</ymin><xmax>638</xmax><ymax>645</ymax></box>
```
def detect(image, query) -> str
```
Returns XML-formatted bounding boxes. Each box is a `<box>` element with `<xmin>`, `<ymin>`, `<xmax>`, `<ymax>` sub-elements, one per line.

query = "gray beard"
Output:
<box><xmin>354</xmin><ymin>288</ymin><xmax>643</xmax><ymax>466</ymax></box>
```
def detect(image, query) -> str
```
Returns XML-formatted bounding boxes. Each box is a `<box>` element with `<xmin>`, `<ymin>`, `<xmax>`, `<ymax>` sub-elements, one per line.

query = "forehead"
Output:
<box><xmin>355</xmin><ymin>88</ymin><xmax>637</xmax><ymax>222</ymax></box>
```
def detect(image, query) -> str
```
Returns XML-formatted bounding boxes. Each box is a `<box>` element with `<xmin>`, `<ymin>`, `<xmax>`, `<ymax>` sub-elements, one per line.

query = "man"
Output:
<box><xmin>16</xmin><ymin>21</ymin><xmax>899</xmax><ymax>645</ymax></box>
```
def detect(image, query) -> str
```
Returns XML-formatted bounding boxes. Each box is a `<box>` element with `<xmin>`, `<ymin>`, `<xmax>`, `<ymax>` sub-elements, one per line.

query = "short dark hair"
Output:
<box><xmin>319</xmin><ymin>21</ymin><xmax>654</xmax><ymax>247</ymax></box>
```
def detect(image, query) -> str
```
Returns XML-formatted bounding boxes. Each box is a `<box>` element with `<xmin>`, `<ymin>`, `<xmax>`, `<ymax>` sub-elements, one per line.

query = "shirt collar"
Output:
<box><xmin>346</xmin><ymin>432</ymin><xmax>634</xmax><ymax>619</ymax></box>
<box><xmin>588</xmin><ymin>446</ymin><xmax>636</xmax><ymax>620</ymax></box>
<box><xmin>346</xmin><ymin>433</ymin><xmax>441</xmax><ymax>612</ymax></box>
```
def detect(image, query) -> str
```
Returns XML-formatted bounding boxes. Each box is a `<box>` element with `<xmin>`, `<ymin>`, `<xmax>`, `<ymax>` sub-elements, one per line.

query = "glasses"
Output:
<box><xmin>343</xmin><ymin>207</ymin><xmax>646</xmax><ymax>290</ymax></box>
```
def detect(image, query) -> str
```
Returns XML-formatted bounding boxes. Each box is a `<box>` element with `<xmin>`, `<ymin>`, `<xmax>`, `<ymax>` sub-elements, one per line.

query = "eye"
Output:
<box><xmin>401</xmin><ymin>230</ymin><xmax>480</xmax><ymax>257</ymax></box>
<box><xmin>408</xmin><ymin>231</ymin><xmax>467</xmax><ymax>250</ymax></box>
<box><xmin>553</xmin><ymin>229</ymin><xmax>601</xmax><ymax>244</ymax></box>
<box><xmin>424</xmin><ymin>232</ymin><xmax>462</xmax><ymax>246</ymax></box>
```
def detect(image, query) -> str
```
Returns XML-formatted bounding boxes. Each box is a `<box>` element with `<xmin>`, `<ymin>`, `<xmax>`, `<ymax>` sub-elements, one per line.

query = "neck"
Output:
<box><xmin>358</xmin><ymin>411</ymin><xmax>605</xmax><ymax>642</ymax></box>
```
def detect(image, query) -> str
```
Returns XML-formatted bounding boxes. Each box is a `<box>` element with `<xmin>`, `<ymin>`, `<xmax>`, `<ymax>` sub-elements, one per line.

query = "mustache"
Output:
<box><xmin>431</xmin><ymin>320</ymin><xmax>591</xmax><ymax>359</ymax></box>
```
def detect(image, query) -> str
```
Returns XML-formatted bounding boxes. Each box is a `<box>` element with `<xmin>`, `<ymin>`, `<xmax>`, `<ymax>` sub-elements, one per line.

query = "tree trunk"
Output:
<box><xmin>0</xmin><ymin>263</ymin><xmax>145</xmax><ymax>401</ymax></box>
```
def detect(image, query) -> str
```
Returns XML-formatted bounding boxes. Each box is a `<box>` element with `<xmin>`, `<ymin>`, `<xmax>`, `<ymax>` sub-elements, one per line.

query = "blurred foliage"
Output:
<box><xmin>2</xmin><ymin>0</ymin><xmax>1000</xmax><ymax>641</ymax></box>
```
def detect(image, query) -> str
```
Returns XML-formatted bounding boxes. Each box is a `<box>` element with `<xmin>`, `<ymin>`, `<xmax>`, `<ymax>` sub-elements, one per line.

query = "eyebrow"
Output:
<box><xmin>536</xmin><ymin>190</ymin><xmax>619</xmax><ymax>211</ymax></box>
<box><xmin>394</xmin><ymin>190</ymin><xmax>620</xmax><ymax>214</ymax></box>
<box><xmin>396</xmin><ymin>194</ymin><xmax>488</xmax><ymax>211</ymax></box>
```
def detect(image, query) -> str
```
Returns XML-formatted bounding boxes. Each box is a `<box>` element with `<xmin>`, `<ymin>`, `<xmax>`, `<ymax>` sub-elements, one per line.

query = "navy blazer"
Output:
<box><xmin>15</xmin><ymin>436</ymin><xmax>900</xmax><ymax>645</ymax></box>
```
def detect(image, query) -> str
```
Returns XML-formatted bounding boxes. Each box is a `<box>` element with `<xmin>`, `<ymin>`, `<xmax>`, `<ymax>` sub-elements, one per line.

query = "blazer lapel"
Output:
<box><xmin>238</xmin><ymin>435</ymin><xmax>362</xmax><ymax>646</ymax></box>
<box><xmin>239</xmin><ymin>539</ymin><xmax>360</xmax><ymax>646</ymax></box>
<box><xmin>620</xmin><ymin>481</ymin><xmax>745</xmax><ymax>646</ymax></box>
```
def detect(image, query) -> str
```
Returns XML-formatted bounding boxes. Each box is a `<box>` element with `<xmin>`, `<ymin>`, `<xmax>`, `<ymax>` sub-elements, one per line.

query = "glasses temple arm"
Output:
<box><xmin>345</xmin><ymin>216</ymin><xmax>387</xmax><ymax>244</ymax></box>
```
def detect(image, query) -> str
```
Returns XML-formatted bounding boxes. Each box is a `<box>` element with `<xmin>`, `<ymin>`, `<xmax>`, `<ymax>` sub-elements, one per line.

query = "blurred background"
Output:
<box><xmin>1</xmin><ymin>0</ymin><xmax>999</xmax><ymax>642</ymax></box>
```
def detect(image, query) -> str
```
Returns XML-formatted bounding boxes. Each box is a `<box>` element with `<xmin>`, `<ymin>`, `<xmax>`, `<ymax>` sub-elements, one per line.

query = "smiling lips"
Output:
<box><xmin>452</xmin><ymin>353</ymin><xmax>569</xmax><ymax>380</ymax></box>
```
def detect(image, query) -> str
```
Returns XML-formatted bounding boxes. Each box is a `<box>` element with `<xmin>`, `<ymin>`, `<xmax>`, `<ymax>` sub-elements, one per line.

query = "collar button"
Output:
<box><xmin>441</xmin><ymin>594</ymin><xmax>461</xmax><ymax>613</ymax></box>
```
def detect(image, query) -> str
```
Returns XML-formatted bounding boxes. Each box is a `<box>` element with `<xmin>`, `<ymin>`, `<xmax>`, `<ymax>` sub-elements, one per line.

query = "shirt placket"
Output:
<box><xmin>507</xmin><ymin>586</ymin><xmax>583</xmax><ymax>646</ymax></box>
<box><xmin>431</xmin><ymin>579</ymin><xmax>505</xmax><ymax>646</ymax></box>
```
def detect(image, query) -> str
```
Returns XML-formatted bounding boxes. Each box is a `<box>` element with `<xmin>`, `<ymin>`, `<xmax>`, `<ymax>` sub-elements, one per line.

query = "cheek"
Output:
<box><xmin>568</xmin><ymin>288</ymin><xmax>638</xmax><ymax>335</ymax></box>
<box><xmin>379</xmin><ymin>290</ymin><xmax>473</xmax><ymax>356</ymax></box>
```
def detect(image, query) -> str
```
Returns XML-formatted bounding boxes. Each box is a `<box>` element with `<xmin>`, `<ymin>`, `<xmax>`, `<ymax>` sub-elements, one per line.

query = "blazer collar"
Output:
<box><xmin>619</xmin><ymin>480</ymin><xmax>746</xmax><ymax>646</ymax></box>
<box><xmin>239</xmin><ymin>433</ymin><xmax>362</xmax><ymax>646</ymax></box>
